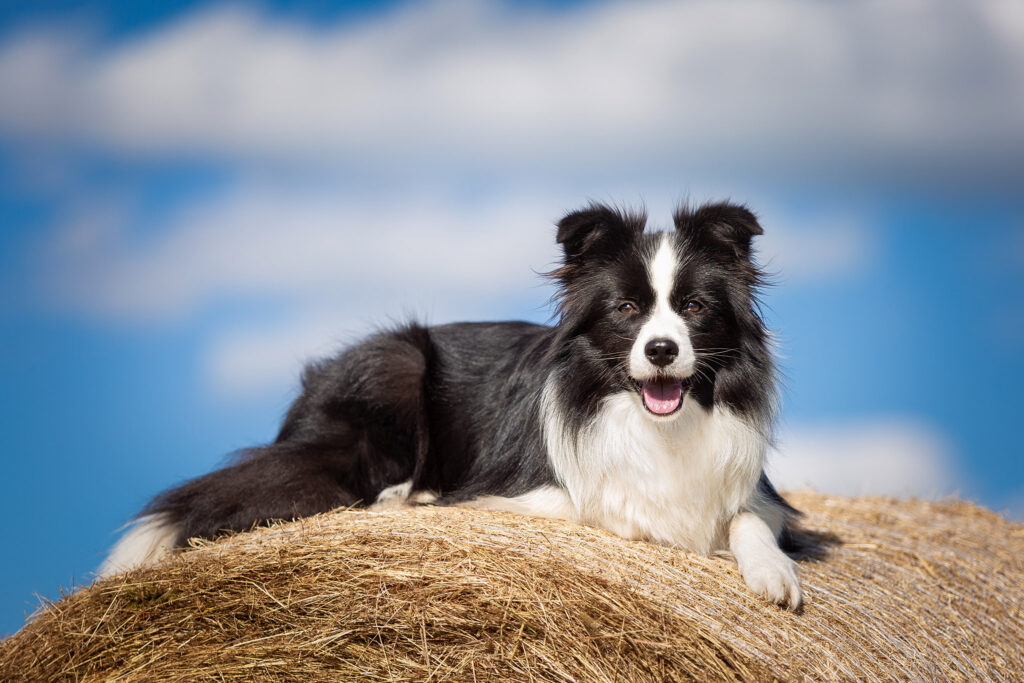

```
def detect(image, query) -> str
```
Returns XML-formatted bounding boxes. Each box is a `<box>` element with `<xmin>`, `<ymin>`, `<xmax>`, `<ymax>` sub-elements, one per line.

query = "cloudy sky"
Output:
<box><xmin>2</xmin><ymin>0</ymin><xmax>1023</xmax><ymax>636</ymax></box>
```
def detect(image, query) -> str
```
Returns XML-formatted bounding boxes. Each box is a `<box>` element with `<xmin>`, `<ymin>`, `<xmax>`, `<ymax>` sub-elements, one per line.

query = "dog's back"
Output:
<box><xmin>100</xmin><ymin>321</ymin><xmax>558</xmax><ymax>575</ymax></box>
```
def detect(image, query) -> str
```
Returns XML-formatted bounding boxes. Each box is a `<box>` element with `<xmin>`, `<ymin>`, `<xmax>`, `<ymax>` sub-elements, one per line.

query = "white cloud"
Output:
<box><xmin>202</xmin><ymin>293</ymin><xmax>527</xmax><ymax>398</ymax></box>
<box><xmin>754</xmin><ymin>208</ymin><xmax>872</xmax><ymax>283</ymax></box>
<box><xmin>40</xmin><ymin>183</ymin><xmax>872</xmax><ymax>324</ymax></box>
<box><xmin>769</xmin><ymin>419</ymin><xmax>962</xmax><ymax>498</ymax></box>
<box><xmin>41</xmin><ymin>185</ymin><xmax>566</xmax><ymax>320</ymax></box>
<box><xmin>1</xmin><ymin>0</ymin><xmax>1022</xmax><ymax>180</ymax></box>
<box><xmin>203</xmin><ymin>312</ymin><xmax>358</xmax><ymax>399</ymax></box>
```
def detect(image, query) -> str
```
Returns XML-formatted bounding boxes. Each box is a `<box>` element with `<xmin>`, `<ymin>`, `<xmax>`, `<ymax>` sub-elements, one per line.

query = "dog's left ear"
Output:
<box><xmin>556</xmin><ymin>204</ymin><xmax>645</xmax><ymax>264</ymax></box>
<box><xmin>674</xmin><ymin>202</ymin><xmax>763</xmax><ymax>260</ymax></box>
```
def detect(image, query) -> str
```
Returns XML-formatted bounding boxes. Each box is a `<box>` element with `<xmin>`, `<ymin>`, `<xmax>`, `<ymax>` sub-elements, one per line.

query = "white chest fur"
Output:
<box><xmin>542</xmin><ymin>382</ymin><xmax>767</xmax><ymax>554</ymax></box>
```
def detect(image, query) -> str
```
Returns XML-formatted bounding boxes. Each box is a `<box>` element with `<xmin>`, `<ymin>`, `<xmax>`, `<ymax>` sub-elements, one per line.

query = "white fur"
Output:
<box><xmin>458</xmin><ymin>485</ymin><xmax>575</xmax><ymax>520</ymax></box>
<box><xmin>96</xmin><ymin>513</ymin><xmax>180</xmax><ymax>578</ymax></box>
<box><xmin>409</xmin><ymin>490</ymin><xmax>439</xmax><ymax>504</ymax></box>
<box><xmin>540</xmin><ymin>378</ymin><xmax>799</xmax><ymax>607</ymax></box>
<box><xmin>541</xmin><ymin>380</ymin><xmax>766</xmax><ymax>554</ymax></box>
<box><xmin>629</xmin><ymin>234</ymin><xmax>696</xmax><ymax>381</ymax></box>
<box><xmin>371</xmin><ymin>479</ymin><xmax>413</xmax><ymax>508</ymax></box>
<box><xmin>370</xmin><ymin>479</ymin><xmax>438</xmax><ymax>510</ymax></box>
<box><xmin>730</xmin><ymin>511</ymin><xmax>802</xmax><ymax>608</ymax></box>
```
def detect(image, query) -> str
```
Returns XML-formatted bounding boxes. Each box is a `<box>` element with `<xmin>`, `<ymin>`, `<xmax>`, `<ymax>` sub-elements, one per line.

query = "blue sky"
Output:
<box><xmin>2</xmin><ymin>0</ymin><xmax>1023</xmax><ymax>637</ymax></box>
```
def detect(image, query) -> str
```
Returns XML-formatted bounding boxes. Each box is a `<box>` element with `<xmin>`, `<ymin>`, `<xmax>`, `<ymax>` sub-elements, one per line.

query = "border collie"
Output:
<box><xmin>100</xmin><ymin>201</ymin><xmax>802</xmax><ymax>609</ymax></box>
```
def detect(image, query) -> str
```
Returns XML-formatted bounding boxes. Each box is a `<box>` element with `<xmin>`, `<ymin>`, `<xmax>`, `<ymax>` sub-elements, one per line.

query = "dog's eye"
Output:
<box><xmin>684</xmin><ymin>301</ymin><xmax>704</xmax><ymax>313</ymax></box>
<box><xmin>617</xmin><ymin>301</ymin><xmax>639</xmax><ymax>314</ymax></box>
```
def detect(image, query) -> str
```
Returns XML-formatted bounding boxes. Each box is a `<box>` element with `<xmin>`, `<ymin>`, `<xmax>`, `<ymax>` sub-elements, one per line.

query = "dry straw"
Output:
<box><xmin>2</xmin><ymin>492</ymin><xmax>1023</xmax><ymax>681</ymax></box>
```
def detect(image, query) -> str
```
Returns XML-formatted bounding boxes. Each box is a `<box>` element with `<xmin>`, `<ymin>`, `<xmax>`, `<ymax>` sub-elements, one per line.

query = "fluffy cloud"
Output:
<box><xmin>753</xmin><ymin>208</ymin><xmax>871</xmax><ymax>284</ymax></box>
<box><xmin>1</xmin><ymin>0</ymin><xmax>1022</xmax><ymax>182</ymax></box>
<box><xmin>769</xmin><ymin>420</ymin><xmax>962</xmax><ymax>498</ymax></box>
<box><xmin>40</xmin><ymin>184</ymin><xmax>869</xmax><ymax>322</ymax></box>
<box><xmin>41</xmin><ymin>186</ymin><xmax>564</xmax><ymax>319</ymax></box>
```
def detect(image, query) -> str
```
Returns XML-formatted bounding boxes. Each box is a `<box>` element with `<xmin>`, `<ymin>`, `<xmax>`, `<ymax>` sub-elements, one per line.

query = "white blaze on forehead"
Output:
<box><xmin>649</xmin><ymin>233</ymin><xmax>678</xmax><ymax>302</ymax></box>
<box><xmin>628</xmin><ymin>233</ymin><xmax>696</xmax><ymax>380</ymax></box>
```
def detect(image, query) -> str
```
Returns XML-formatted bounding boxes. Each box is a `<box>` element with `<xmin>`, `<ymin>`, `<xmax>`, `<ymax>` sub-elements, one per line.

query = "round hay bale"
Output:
<box><xmin>2</xmin><ymin>493</ymin><xmax>1022</xmax><ymax>681</ymax></box>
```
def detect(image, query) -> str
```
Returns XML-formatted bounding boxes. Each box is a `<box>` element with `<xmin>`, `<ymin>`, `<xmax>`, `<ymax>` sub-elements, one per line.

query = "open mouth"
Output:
<box><xmin>637</xmin><ymin>377</ymin><xmax>689</xmax><ymax>416</ymax></box>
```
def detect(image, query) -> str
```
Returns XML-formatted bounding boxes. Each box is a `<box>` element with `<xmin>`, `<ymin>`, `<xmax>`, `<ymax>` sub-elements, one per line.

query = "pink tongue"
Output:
<box><xmin>642</xmin><ymin>379</ymin><xmax>683</xmax><ymax>415</ymax></box>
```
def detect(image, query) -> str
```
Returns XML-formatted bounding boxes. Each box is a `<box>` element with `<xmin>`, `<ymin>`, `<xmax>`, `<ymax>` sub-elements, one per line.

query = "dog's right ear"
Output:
<box><xmin>548</xmin><ymin>205</ymin><xmax>644</xmax><ymax>348</ymax></box>
<box><xmin>556</xmin><ymin>204</ymin><xmax>645</xmax><ymax>264</ymax></box>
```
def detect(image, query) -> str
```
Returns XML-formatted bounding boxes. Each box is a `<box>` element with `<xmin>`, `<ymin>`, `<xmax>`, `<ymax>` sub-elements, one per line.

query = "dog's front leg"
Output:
<box><xmin>728</xmin><ymin>510</ymin><xmax>802</xmax><ymax>610</ymax></box>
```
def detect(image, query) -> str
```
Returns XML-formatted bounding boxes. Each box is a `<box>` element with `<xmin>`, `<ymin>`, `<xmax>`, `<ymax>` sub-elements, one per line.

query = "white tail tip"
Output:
<box><xmin>96</xmin><ymin>513</ymin><xmax>180</xmax><ymax>579</ymax></box>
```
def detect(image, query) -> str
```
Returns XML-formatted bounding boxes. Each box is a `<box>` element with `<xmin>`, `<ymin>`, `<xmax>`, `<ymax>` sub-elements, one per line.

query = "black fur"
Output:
<box><xmin>131</xmin><ymin>201</ymin><xmax>793</xmax><ymax>548</ymax></box>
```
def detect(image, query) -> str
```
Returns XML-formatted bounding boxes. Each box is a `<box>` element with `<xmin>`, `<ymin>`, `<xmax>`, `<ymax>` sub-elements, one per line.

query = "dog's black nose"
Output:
<box><xmin>644</xmin><ymin>338</ymin><xmax>679</xmax><ymax>367</ymax></box>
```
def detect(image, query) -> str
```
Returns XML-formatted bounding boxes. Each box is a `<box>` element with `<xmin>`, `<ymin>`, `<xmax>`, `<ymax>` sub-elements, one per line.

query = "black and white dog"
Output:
<box><xmin>100</xmin><ymin>201</ymin><xmax>802</xmax><ymax>609</ymax></box>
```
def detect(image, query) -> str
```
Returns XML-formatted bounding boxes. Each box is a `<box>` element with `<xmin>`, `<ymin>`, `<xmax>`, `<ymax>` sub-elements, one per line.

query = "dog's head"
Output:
<box><xmin>550</xmin><ymin>201</ymin><xmax>771</xmax><ymax>419</ymax></box>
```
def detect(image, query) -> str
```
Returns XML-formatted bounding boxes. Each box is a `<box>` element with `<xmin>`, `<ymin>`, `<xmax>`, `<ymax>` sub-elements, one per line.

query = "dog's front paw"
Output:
<box><xmin>729</xmin><ymin>509</ymin><xmax>803</xmax><ymax>610</ymax></box>
<box><xmin>738</xmin><ymin>552</ymin><xmax>802</xmax><ymax>610</ymax></box>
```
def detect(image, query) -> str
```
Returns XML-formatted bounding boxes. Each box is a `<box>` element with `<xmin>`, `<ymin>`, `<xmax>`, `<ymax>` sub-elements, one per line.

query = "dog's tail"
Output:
<box><xmin>96</xmin><ymin>323</ymin><xmax>435</xmax><ymax>578</ymax></box>
<box><xmin>97</xmin><ymin>512</ymin><xmax>180</xmax><ymax>578</ymax></box>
